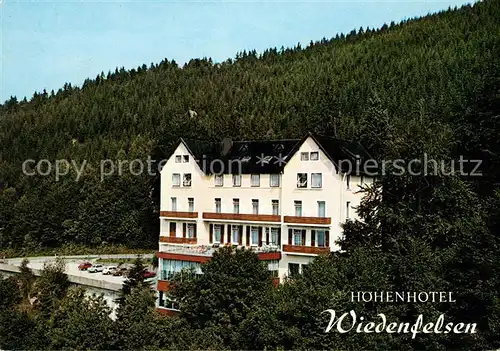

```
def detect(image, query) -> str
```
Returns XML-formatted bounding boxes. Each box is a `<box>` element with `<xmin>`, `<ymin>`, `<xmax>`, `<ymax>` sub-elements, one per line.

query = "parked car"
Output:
<box><xmin>78</xmin><ymin>262</ymin><xmax>92</xmax><ymax>271</ymax></box>
<box><xmin>102</xmin><ymin>265</ymin><xmax>117</xmax><ymax>275</ymax></box>
<box><xmin>112</xmin><ymin>267</ymin><xmax>128</xmax><ymax>276</ymax></box>
<box><xmin>143</xmin><ymin>270</ymin><xmax>156</xmax><ymax>279</ymax></box>
<box><xmin>88</xmin><ymin>264</ymin><xmax>104</xmax><ymax>273</ymax></box>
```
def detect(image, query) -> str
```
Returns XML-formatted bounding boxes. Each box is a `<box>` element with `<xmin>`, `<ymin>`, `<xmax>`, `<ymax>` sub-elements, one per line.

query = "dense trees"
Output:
<box><xmin>1</xmin><ymin>1</ymin><xmax>500</xmax><ymax>349</ymax></box>
<box><xmin>1</xmin><ymin>1</ymin><xmax>499</xmax><ymax>252</ymax></box>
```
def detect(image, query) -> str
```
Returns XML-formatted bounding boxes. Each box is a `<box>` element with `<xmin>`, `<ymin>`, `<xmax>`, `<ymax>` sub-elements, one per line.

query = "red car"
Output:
<box><xmin>143</xmin><ymin>271</ymin><xmax>156</xmax><ymax>279</ymax></box>
<box><xmin>78</xmin><ymin>262</ymin><xmax>92</xmax><ymax>271</ymax></box>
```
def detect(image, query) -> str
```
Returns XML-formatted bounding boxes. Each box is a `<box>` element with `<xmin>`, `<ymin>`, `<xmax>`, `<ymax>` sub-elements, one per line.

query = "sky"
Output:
<box><xmin>0</xmin><ymin>0</ymin><xmax>475</xmax><ymax>102</ymax></box>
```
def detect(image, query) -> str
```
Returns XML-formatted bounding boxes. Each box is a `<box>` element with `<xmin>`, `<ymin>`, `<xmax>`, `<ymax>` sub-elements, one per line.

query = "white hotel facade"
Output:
<box><xmin>156</xmin><ymin>132</ymin><xmax>374</xmax><ymax>314</ymax></box>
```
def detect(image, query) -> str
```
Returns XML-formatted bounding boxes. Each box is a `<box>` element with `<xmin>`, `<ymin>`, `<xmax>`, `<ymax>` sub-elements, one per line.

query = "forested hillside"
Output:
<box><xmin>0</xmin><ymin>0</ymin><xmax>499</xmax><ymax>253</ymax></box>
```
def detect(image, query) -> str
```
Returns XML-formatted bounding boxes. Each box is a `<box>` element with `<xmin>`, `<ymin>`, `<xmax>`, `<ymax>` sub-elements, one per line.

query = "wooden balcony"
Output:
<box><xmin>257</xmin><ymin>251</ymin><xmax>281</xmax><ymax>261</ymax></box>
<box><xmin>156</xmin><ymin>307</ymin><xmax>179</xmax><ymax>316</ymax></box>
<box><xmin>284</xmin><ymin>216</ymin><xmax>331</xmax><ymax>225</ymax></box>
<box><xmin>203</xmin><ymin>212</ymin><xmax>281</xmax><ymax>222</ymax></box>
<box><xmin>283</xmin><ymin>244</ymin><xmax>330</xmax><ymax>255</ymax></box>
<box><xmin>157</xmin><ymin>280</ymin><xmax>171</xmax><ymax>292</ymax></box>
<box><xmin>159</xmin><ymin>236</ymin><xmax>197</xmax><ymax>245</ymax></box>
<box><xmin>160</xmin><ymin>211</ymin><xmax>198</xmax><ymax>219</ymax></box>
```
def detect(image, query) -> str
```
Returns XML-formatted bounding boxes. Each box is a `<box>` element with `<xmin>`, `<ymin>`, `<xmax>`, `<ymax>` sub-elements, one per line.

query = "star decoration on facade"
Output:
<box><xmin>256</xmin><ymin>153</ymin><xmax>272</xmax><ymax>166</ymax></box>
<box><xmin>274</xmin><ymin>153</ymin><xmax>286</xmax><ymax>166</ymax></box>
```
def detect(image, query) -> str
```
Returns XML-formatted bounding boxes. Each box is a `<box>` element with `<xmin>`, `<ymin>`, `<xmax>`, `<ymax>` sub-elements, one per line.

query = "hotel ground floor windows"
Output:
<box><xmin>160</xmin><ymin>259</ymin><xmax>202</xmax><ymax>281</ymax></box>
<box><xmin>158</xmin><ymin>291</ymin><xmax>180</xmax><ymax>311</ymax></box>
<box><xmin>267</xmin><ymin>260</ymin><xmax>279</xmax><ymax>277</ymax></box>
<box><xmin>288</xmin><ymin>263</ymin><xmax>300</xmax><ymax>277</ymax></box>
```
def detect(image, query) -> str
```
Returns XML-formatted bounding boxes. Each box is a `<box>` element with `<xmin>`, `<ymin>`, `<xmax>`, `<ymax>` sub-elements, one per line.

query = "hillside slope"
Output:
<box><xmin>0</xmin><ymin>0</ymin><xmax>499</xmax><ymax>251</ymax></box>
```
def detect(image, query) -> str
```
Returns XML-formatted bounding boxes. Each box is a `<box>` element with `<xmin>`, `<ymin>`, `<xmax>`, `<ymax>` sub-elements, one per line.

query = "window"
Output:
<box><xmin>311</xmin><ymin>173</ymin><xmax>322</xmax><ymax>188</ymax></box>
<box><xmin>251</xmin><ymin>174</ymin><xmax>260</xmax><ymax>187</ymax></box>
<box><xmin>169</xmin><ymin>222</ymin><xmax>176</xmax><ymax>237</ymax></box>
<box><xmin>233</xmin><ymin>199</ymin><xmax>240</xmax><ymax>214</ymax></box>
<box><xmin>346</xmin><ymin>174</ymin><xmax>351</xmax><ymax>190</ymax></box>
<box><xmin>187</xmin><ymin>224</ymin><xmax>195</xmax><ymax>238</ymax></box>
<box><xmin>183</xmin><ymin>173</ymin><xmax>192</xmax><ymax>187</ymax></box>
<box><xmin>251</xmin><ymin>227</ymin><xmax>259</xmax><ymax>246</ymax></box>
<box><xmin>252</xmin><ymin>199</ymin><xmax>259</xmax><ymax>215</ymax></box>
<box><xmin>271</xmin><ymin>228</ymin><xmax>279</xmax><ymax>246</ymax></box>
<box><xmin>270</xmin><ymin>174</ymin><xmax>280</xmax><ymax>187</ymax></box>
<box><xmin>171</xmin><ymin>197</ymin><xmax>177</xmax><ymax>211</ymax></box>
<box><xmin>288</xmin><ymin>263</ymin><xmax>300</xmax><ymax>278</ymax></box>
<box><xmin>310</xmin><ymin>152</ymin><xmax>319</xmax><ymax>161</ymax></box>
<box><xmin>215</xmin><ymin>198</ymin><xmax>221</xmax><ymax>213</ymax></box>
<box><xmin>293</xmin><ymin>229</ymin><xmax>302</xmax><ymax>246</ymax></box>
<box><xmin>297</xmin><ymin>173</ymin><xmax>307</xmax><ymax>188</ymax></box>
<box><xmin>300</xmin><ymin>152</ymin><xmax>309</xmax><ymax>161</ymax></box>
<box><xmin>317</xmin><ymin>230</ymin><xmax>326</xmax><ymax>247</ymax></box>
<box><xmin>214</xmin><ymin>225</ymin><xmax>222</xmax><ymax>243</ymax></box>
<box><xmin>318</xmin><ymin>201</ymin><xmax>326</xmax><ymax>217</ymax></box>
<box><xmin>272</xmin><ymin>200</ymin><xmax>279</xmax><ymax>215</ymax></box>
<box><xmin>233</xmin><ymin>174</ymin><xmax>241</xmax><ymax>187</ymax></box>
<box><xmin>346</xmin><ymin>201</ymin><xmax>351</xmax><ymax>219</ymax></box>
<box><xmin>175</xmin><ymin>155</ymin><xmax>181</xmax><ymax>163</ymax></box>
<box><xmin>215</xmin><ymin>174</ymin><xmax>224</xmax><ymax>187</ymax></box>
<box><xmin>188</xmin><ymin>198</ymin><xmax>194</xmax><ymax>212</ymax></box>
<box><xmin>267</xmin><ymin>260</ymin><xmax>279</xmax><ymax>278</ymax></box>
<box><xmin>294</xmin><ymin>201</ymin><xmax>302</xmax><ymax>217</ymax></box>
<box><xmin>183</xmin><ymin>155</ymin><xmax>189</xmax><ymax>163</ymax></box>
<box><xmin>232</xmin><ymin>226</ymin><xmax>240</xmax><ymax>244</ymax></box>
<box><xmin>161</xmin><ymin>259</ymin><xmax>202</xmax><ymax>281</ymax></box>
<box><xmin>172</xmin><ymin>173</ymin><xmax>180</xmax><ymax>187</ymax></box>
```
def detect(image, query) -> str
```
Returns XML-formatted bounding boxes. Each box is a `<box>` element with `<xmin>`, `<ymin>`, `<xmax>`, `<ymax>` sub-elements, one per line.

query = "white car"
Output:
<box><xmin>102</xmin><ymin>265</ymin><xmax>117</xmax><ymax>275</ymax></box>
<box><xmin>88</xmin><ymin>264</ymin><xmax>104</xmax><ymax>273</ymax></box>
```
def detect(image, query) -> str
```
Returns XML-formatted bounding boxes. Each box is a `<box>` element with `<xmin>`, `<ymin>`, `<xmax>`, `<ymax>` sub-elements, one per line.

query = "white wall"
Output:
<box><xmin>159</xmin><ymin>138</ymin><xmax>372</xmax><ymax>275</ymax></box>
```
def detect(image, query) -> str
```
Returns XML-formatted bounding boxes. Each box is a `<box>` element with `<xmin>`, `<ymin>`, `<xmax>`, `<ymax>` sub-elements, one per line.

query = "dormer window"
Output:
<box><xmin>273</xmin><ymin>143</ymin><xmax>284</xmax><ymax>153</ymax></box>
<box><xmin>239</xmin><ymin>144</ymin><xmax>249</xmax><ymax>155</ymax></box>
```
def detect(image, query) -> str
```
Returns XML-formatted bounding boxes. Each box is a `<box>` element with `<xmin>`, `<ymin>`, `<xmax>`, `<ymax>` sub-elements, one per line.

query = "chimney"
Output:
<box><xmin>222</xmin><ymin>137</ymin><xmax>233</xmax><ymax>156</ymax></box>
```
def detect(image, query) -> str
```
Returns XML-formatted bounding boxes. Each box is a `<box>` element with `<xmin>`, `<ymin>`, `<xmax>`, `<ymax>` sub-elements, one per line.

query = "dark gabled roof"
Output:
<box><xmin>179</xmin><ymin>133</ymin><xmax>375</xmax><ymax>175</ymax></box>
<box><xmin>309</xmin><ymin>133</ymin><xmax>376</xmax><ymax>175</ymax></box>
<box><xmin>181</xmin><ymin>137</ymin><xmax>300</xmax><ymax>174</ymax></box>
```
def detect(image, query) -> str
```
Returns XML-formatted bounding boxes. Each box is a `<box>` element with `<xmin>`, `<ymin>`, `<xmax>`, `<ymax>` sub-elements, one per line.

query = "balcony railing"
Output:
<box><xmin>159</xmin><ymin>236</ymin><xmax>197</xmax><ymax>244</ymax></box>
<box><xmin>160</xmin><ymin>211</ymin><xmax>198</xmax><ymax>218</ymax></box>
<box><xmin>203</xmin><ymin>212</ymin><xmax>281</xmax><ymax>222</ymax></box>
<box><xmin>282</xmin><ymin>244</ymin><xmax>330</xmax><ymax>255</ymax></box>
<box><xmin>284</xmin><ymin>216</ymin><xmax>331</xmax><ymax>225</ymax></box>
<box><xmin>158</xmin><ymin>243</ymin><xmax>280</xmax><ymax>258</ymax></box>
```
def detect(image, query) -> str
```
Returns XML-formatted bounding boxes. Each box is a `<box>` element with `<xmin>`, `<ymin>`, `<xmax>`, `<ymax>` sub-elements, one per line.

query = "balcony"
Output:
<box><xmin>160</xmin><ymin>211</ymin><xmax>198</xmax><ymax>219</ymax></box>
<box><xmin>284</xmin><ymin>216</ymin><xmax>331</xmax><ymax>225</ymax></box>
<box><xmin>159</xmin><ymin>236</ymin><xmax>197</xmax><ymax>245</ymax></box>
<box><xmin>157</xmin><ymin>243</ymin><xmax>281</xmax><ymax>261</ymax></box>
<box><xmin>203</xmin><ymin>212</ymin><xmax>281</xmax><ymax>222</ymax></box>
<box><xmin>282</xmin><ymin>244</ymin><xmax>330</xmax><ymax>255</ymax></box>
